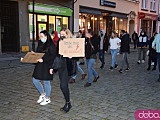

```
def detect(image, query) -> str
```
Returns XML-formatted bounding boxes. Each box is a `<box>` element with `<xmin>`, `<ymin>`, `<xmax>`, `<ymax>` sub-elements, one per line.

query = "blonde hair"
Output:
<box><xmin>60</xmin><ymin>28</ymin><xmax>73</xmax><ymax>38</ymax></box>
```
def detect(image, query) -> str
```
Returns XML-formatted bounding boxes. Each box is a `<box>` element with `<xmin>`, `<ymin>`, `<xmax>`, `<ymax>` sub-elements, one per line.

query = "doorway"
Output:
<box><xmin>129</xmin><ymin>20</ymin><xmax>135</xmax><ymax>38</ymax></box>
<box><xmin>1</xmin><ymin>1</ymin><xmax>19</xmax><ymax>52</ymax></box>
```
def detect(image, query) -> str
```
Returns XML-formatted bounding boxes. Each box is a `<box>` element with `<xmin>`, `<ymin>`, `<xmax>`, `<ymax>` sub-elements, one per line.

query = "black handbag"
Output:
<box><xmin>52</xmin><ymin>57</ymin><xmax>63</xmax><ymax>70</ymax></box>
<box><xmin>66</xmin><ymin>58</ymin><xmax>77</xmax><ymax>76</ymax></box>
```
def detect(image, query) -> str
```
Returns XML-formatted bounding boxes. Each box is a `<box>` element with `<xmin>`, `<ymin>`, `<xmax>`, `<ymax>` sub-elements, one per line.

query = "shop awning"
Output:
<box><xmin>80</xmin><ymin>6</ymin><xmax>102</xmax><ymax>15</ymax></box>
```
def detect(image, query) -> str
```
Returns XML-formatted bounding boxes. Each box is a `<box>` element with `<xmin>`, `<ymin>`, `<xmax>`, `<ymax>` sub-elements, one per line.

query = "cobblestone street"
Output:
<box><xmin>0</xmin><ymin>48</ymin><xmax>160</xmax><ymax>120</ymax></box>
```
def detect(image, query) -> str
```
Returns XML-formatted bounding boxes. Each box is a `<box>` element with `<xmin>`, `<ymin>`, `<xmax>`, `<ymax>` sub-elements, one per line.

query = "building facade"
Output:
<box><xmin>158</xmin><ymin>0</ymin><xmax>160</xmax><ymax>33</ymax></box>
<box><xmin>138</xmin><ymin>0</ymin><xmax>159</xmax><ymax>38</ymax></box>
<box><xmin>74</xmin><ymin>0</ymin><xmax>139</xmax><ymax>37</ymax></box>
<box><xmin>0</xmin><ymin>0</ymin><xmax>73</xmax><ymax>53</ymax></box>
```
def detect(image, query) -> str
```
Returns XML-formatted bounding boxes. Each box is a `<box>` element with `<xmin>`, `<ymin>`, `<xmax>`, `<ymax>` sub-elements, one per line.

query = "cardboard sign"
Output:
<box><xmin>59</xmin><ymin>38</ymin><xmax>85</xmax><ymax>58</ymax></box>
<box><xmin>21</xmin><ymin>52</ymin><xmax>45</xmax><ymax>63</ymax></box>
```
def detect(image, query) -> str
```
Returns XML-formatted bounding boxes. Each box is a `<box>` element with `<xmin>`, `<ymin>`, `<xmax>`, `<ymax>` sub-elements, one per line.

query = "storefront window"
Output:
<box><xmin>29</xmin><ymin>13</ymin><xmax>36</xmax><ymax>40</ymax></box>
<box><xmin>37</xmin><ymin>15</ymin><xmax>47</xmax><ymax>22</ymax></box>
<box><xmin>49</xmin><ymin>16</ymin><xmax>55</xmax><ymax>34</ymax></box>
<box><xmin>112</xmin><ymin>17</ymin><xmax>127</xmax><ymax>36</ymax></box>
<box><xmin>56</xmin><ymin>16</ymin><xmax>62</xmax><ymax>33</ymax></box>
<box><xmin>63</xmin><ymin>17</ymin><xmax>68</xmax><ymax>28</ymax></box>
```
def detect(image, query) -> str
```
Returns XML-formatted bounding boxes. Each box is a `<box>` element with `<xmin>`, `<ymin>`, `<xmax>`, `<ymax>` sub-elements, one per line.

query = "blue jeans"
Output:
<box><xmin>121</xmin><ymin>52</ymin><xmax>129</xmax><ymax>69</ymax></box>
<box><xmin>99</xmin><ymin>50</ymin><xmax>105</xmax><ymax>65</ymax></box>
<box><xmin>32</xmin><ymin>77</ymin><xmax>51</xmax><ymax>97</ymax></box>
<box><xmin>86</xmin><ymin>59</ymin><xmax>98</xmax><ymax>83</ymax></box>
<box><xmin>110</xmin><ymin>49</ymin><xmax>118</xmax><ymax>67</ymax></box>
<box><xmin>72</xmin><ymin>61</ymin><xmax>85</xmax><ymax>79</ymax></box>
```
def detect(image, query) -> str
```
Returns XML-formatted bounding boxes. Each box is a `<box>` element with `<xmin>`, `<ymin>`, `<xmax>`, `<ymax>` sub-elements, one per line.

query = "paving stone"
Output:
<box><xmin>0</xmin><ymin>47</ymin><xmax>159</xmax><ymax>119</ymax></box>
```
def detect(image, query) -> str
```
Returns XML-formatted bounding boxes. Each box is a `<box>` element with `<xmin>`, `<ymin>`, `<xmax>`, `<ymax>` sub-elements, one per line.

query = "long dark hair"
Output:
<box><xmin>40</xmin><ymin>30</ymin><xmax>53</xmax><ymax>51</ymax></box>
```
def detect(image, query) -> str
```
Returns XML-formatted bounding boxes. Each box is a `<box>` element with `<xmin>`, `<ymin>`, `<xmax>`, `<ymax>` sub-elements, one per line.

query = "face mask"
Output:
<box><xmin>41</xmin><ymin>38</ymin><xmax>47</xmax><ymax>43</ymax></box>
<box><xmin>60</xmin><ymin>36</ymin><xmax>66</xmax><ymax>40</ymax></box>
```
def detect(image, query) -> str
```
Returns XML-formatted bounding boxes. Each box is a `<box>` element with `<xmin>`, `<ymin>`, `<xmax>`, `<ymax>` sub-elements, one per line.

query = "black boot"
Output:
<box><xmin>152</xmin><ymin>66</ymin><xmax>156</xmax><ymax>70</ymax></box>
<box><xmin>60</xmin><ymin>102</ymin><xmax>72</xmax><ymax>113</ymax></box>
<box><xmin>147</xmin><ymin>66</ymin><xmax>151</xmax><ymax>70</ymax></box>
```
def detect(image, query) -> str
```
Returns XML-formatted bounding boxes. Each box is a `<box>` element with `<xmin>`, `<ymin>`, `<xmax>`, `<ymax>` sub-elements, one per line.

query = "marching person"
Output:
<box><xmin>119</xmin><ymin>30</ymin><xmax>130</xmax><ymax>73</ymax></box>
<box><xmin>69</xmin><ymin>32</ymin><xmax>87</xmax><ymax>84</ymax></box>
<box><xmin>147</xmin><ymin>32</ymin><xmax>157</xmax><ymax>70</ymax></box>
<box><xmin>50</xmin><ymin>28</ymin><xmax>76</xmax><ymax>112</ymax></box>
<box><xmin>109</xmin><ymin>31</ymin><xmax>121</xmax><ymax>70</ymax></box>
<box><xmin>152</xmin><ymin>33</ymin><xmax>160</xmax><ymax>82</ymax></box>
<box><xmin>51</xmin><ymin>31</ymin><xmax>59</xmax><ymax>47</ymax></box>
<box><xmin>32</xmin><ymin>30</ymin><xmax>56</xmax><ymax>106</ymax></box>
<box><xmin>132</xmin><ymin>31</ymin><xmax>138</xmax><ymax>49</ymax></box>
<box><xmin>137</xmin><ymin>31</ymin><xmax>149</xmax><ymax>64</ymax></box>
<box><xmin>84</xmin><ymin>29</ymin><xmax>99</xmax><ymax>87</ymax></box>
<box><xmin>99</xmin><ymin>29</ymin><xmax>109</xmax><ymax>69</ymax></box>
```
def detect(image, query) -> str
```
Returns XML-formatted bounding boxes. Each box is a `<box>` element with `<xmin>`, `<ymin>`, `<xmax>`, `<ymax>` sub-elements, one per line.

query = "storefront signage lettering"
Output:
<box><xmin>100</xmin><ymin>0</ymin><xmax>116</xmax><ymax>8</ymax></box>
<box><xmin>28</xmin><ymin>2</ymin><xmax>72</xmax><ymax>16</ymax></box>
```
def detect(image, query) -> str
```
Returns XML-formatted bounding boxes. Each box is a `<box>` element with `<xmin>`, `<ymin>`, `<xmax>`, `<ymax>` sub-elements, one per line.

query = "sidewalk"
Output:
<box><xmin>0</xmin><ymin>52</ymin><xmax>26</xmax><ymax>69</ymax></box>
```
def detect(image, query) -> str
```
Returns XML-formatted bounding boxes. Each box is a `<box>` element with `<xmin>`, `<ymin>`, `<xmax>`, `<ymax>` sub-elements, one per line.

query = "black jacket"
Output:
<box><xmin>149</xmin><ymin>36</ymin><xmax>157</xmax><ymax>58</ymax></box>
<box><xmin>98</xmin><ymin>34</ymin><xmax>109</xmax><ymax>52</ymax></box>
<box><xmin>32</xmin><ymin>41</ymin><xmax>56</xmax><ymax>80</ymax></box>
<box><xmin>120</xmin><ymin>33</ymin><xmax>130</xmax><ymax>53</ymax></box>
<box><xmin>132</xmin><ymin>32</ymin><xmax>138</xmax><ymax>41</ymax></box>
<box><xmin>85</xmin><ymin>35</ymin><xmax>99</xmax><ymax>59</ymax></box>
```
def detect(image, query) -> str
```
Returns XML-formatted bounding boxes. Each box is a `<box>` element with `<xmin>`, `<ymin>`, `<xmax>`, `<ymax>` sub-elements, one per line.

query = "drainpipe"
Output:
<box><xmin>72</xmin><ymin>0</ymin><xmax>74</xmax><ymax>33</ymax></box>
<box><xmin>32</xmin><ymin>0</ymin><xmax>35</xmax><ymax>51</ymax></box>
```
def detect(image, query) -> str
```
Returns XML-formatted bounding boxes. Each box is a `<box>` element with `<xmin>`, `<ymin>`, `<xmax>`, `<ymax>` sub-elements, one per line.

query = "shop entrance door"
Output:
<box><xmin>1</xmin><ymin>1</ymin><xmax>19</xmax><ymax>52</ymax></box>
<box><xmin>37</xmin><ymin>22</ymin><xmax>47</xmax><ymax>40</ymax></box>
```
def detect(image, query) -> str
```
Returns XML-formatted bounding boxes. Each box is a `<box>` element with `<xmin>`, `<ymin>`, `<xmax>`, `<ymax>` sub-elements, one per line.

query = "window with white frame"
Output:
<box><xmin>150</xmin><ymin>0</ymin><xmax>156</xmax><ymax>11</ymax></box>
<box><xmin>141</xmin><ymin>0</ymin><xmax>148</xmax><ymax>9</ymax></box>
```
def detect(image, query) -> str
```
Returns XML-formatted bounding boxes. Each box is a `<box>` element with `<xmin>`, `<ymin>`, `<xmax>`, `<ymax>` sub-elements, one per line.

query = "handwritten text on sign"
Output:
<box><xmin>59</xmin><ymin>38</ymin><xmax>85</xmax><ymax>58</ymax></box>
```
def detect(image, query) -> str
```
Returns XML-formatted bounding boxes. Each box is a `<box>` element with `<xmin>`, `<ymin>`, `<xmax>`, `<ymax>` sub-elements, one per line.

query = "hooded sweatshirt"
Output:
<box><xmin>152</xmin><ymin>33</ymin><xmax>160</xmax><ymax>53</ymax></box>
<box><xmin>137</xmin><ymin>33</ymin><xmax>148</xmax><ymax>48</ymax></box>
<box><xmin>99</xmin><ymin>30</ymin><xmax>106</xmax><ymax>50</ymax></box>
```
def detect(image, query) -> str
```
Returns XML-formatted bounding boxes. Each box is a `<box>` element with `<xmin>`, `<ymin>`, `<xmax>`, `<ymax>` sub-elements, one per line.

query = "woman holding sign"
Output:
<box><xmin>32</xmin><ymin>30</ymin><xmax>56</xmax><ymax>106</ymax></box>
<box><xmin>50</xmin><ymin>28</ymin><xmax>76</xmax><ymax>113</ymax></box>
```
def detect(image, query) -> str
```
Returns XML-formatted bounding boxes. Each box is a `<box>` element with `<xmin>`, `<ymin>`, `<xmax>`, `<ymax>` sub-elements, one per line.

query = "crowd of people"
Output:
<box><xmin>30</xmin><ymin>27</ymin><xmax>160</xmax><ymax>113</ymax></box>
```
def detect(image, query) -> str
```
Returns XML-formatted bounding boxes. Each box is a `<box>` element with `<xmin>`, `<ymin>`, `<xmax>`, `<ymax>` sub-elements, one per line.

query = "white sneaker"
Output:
<box><xmin>151</xmin><ymin>62</ymin><xmax>154</xmax><ymax>66</ymax></box>
<box><xmin>142</xmin><ymin>60</ymin><xmax>145</xmax><ymax>63</ymax></box>
<box><xmin>40</xmin><ymin>97</ymin><xmax>51</xmax><ymax>106</ymax></box>
<box><xmin>137</xmin><ymin>60</ymin><xmax>141</xmax><ymax>64</ymax></box>
<box><xmin>37</xmin><ymin>94</ymin><xmax>46</xmax><ymax>103</ymax></box>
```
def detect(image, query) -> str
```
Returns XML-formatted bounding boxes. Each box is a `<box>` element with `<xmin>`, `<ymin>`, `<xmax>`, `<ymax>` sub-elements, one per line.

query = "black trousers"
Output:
<box><xmin>58</xmin><ymin>59</ymin><xmax>71</xmax><ymax>103</ymax></box>
<box><xmin>148</xmin><ymin>52</ymin><xmax>157</xmax><ymax>68</ymax></box>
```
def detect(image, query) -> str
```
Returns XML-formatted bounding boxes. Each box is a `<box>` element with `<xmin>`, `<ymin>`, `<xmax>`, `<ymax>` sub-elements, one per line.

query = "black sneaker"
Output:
<box><xmin>93</xmin><ymin>76</ymin><xmax>99</xmax><ymax>82</ymax></box>
<box><xmin>147</xmin><ymin>67</ymin><xmax>150</xmax><ymax>71</ymax></box>
<box><xmin>100</xmin><ymin>65</ymin><xmax>104</xmax><ymax>69</ymax></box>
<box><xmin>152</xmin><ymin>67</ymin><xmax>156</xmax><ymax>70</ymax></box>
<box><xmin>109</xmin><ymin>66</ymin><xmax>114</xmax><ymax>71</ymax></box>
<box><xmin>114</xmin><ymin>64</ymin><xmax>118</xmax><ymax>69</ymax></box>
<box><xmin>84</xmin><ymin>82</ymin><xmax>91</xmax><ymax>87</ymax></box>
<box><xmin>137</xmin><ymin>60</ymin><xmax>141</xmax><ymax>64</ymax></box>
<box><xmin>119</xmin><ymin>69</ymin><xmax>123</xmax><ymax>73</ymax></box>
<box><xmin>125</xmin><ymin>68</ymin><xmax>130</xmax><ymax>71</ymax></box>
<box><xmin>79</xmin><ymin>62</ymin><xmax>85</xmax><ymax>65</ymax></box>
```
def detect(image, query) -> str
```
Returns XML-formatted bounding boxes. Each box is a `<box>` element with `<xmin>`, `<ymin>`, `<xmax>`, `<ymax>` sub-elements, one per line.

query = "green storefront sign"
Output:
<box><xmin>28</xmin><ymin>2</ymin><xmax>72</xmax><ymax>16</ymax></box>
